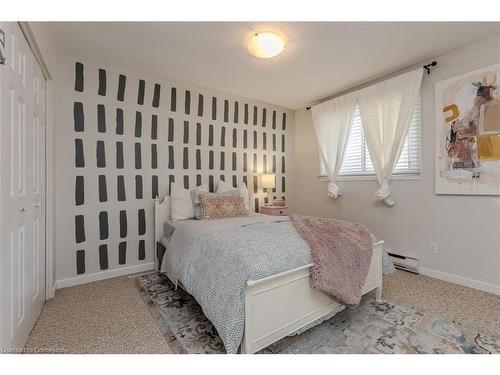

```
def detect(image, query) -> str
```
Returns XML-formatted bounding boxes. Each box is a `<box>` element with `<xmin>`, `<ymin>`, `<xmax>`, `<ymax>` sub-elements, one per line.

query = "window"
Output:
<box><xmin>319</xmin><ymin>96</ymin><xmax>421</xmax><ymax>178</ymax></box>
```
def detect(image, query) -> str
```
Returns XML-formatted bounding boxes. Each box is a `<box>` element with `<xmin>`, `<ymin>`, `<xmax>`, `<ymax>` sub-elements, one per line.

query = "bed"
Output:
<box><xmin>154</xmin><ymin>195</ymin><xmax>383</xmax><ymax>354</ymax></box>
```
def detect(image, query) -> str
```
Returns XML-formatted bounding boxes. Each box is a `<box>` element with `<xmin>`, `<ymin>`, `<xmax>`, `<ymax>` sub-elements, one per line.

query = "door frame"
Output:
<box><xmin>18</xmin><ymin>22</ymin><xmax>55</xmax><ymax>299</ymax></box>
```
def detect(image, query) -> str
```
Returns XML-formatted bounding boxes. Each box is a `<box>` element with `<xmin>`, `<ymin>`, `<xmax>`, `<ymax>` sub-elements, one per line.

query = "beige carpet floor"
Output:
<box><xmin>25</xmin><ymin>274</ymin><xmax>172</xmax><ymax>354</ymax></box>
<box><xmin>383</xmin><ymin>270</ymin><xmax>500</xmax><ymax>338</ymax></box>
<box><xmin>25</xmin><ymin>270</ymin><xmax>500</xmax><ymax>353</ymax></box>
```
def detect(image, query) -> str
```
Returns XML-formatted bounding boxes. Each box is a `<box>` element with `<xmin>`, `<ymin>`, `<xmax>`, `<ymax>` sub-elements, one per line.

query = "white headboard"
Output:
<box><xmin>154</xmin><ymin>195</ymin><xmax>171</xmax><ymax>270</ymax></box>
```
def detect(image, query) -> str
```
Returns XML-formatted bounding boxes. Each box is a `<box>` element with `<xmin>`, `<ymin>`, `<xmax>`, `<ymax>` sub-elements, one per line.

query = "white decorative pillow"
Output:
<box><xmin>170</xmin><ymin>182</ymin><xmax>209</xmax><ymax>220</ymax></box>
<box><xmin>216</xmin><ymin>179</ymin><xmax>250</xmax><ymax>211</ymax></box>
<box><xmin>238</xmin><ymin>183</ymin><xmax>250</xmax><ymax>211</ymax></box>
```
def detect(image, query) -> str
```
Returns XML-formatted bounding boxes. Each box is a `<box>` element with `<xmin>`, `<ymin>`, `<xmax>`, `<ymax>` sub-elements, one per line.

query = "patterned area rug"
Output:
<box><xmin>133</xmin><ymin>272</ymin><xmax>500</xmax><ymax>354</ymax></box>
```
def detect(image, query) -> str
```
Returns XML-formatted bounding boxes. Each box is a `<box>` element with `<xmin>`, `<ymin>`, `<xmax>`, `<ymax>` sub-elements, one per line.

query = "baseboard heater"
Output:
<box><xmin>388</xmin><ymin>253</ymin><xmax>419</xmax><ymax>274</ymax></box>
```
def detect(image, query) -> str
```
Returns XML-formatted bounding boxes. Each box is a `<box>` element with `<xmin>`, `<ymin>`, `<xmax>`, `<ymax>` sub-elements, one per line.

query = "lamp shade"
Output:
<box><xmin>262</xmin><ymin>174</ymin><xmax>276</xmax><ymax>189</ymax></box>
<box><xmin>247</xmin><ymin>32</ymin><xmax>287</xmax><ymax>59</ymax></box>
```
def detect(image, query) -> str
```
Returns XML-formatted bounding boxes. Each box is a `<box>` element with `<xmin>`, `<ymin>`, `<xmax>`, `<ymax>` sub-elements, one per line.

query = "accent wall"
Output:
<box><xmin>54</xmin><ymin>54</ymin><xmax>293</xmax><ymax>285</ymax></box>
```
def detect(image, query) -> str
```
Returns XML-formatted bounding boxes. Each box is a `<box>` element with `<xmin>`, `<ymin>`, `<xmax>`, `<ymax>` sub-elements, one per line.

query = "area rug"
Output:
<box><xmin>133</xmin><ymin>272</ymin><xmax>500</xmax><ymax>354</ymax></box>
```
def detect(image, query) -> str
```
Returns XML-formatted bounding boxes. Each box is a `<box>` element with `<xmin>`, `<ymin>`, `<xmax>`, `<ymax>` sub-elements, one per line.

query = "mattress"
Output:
<box><xmin>159</xmin><ymin>214</ymin><xmax>311</xmax><ymax>353</ymax></box>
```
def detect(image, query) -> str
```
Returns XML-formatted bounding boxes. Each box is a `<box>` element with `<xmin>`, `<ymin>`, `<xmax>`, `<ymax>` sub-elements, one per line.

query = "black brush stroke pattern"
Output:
<box><xmin>135</xmin><ymin>175</ymin><xmax>143</xmax><ymax>199</ymax></box>
<box><xmin>137</xmin><ymin>79</ymin><xmax>145</xmax><ymax>105</ymax></box>
<box><xmin>99</xmin><ymin>245</ymin><xmax>108</xmax><ymax>270</ymax></box>
<box><xmin>117</xmin><ymin>74</ymin><xmax>126</xmax><ymax>101</ymax></box>
<box><xmin>75</xmin><ymin>62</ymin><xmax>84</xmax><ymax>92</ymax></box>
<box><xmin>98</xmin><ymin>69</ymin><xmax>106</xmax><ymax>96</ymax></box>
<box><xmin>75</xmin><ymin>139</ymin><xmax>85</xmax><ymax>168</ymax></box>
<box><xmin>118</xmin><ymin>242</ymin><xmax>127</xmax><ymax>265</ymax></box>
<box><xmin>97</xmin><ymin>104</ymin><xmax>106</xmax><ymax>133</ymax></box>
<box><xmin>74</xmin><ymin>102</ymin><xmax>84</xmax><ymax>132</ymax></box>
<box><xmin>117</xmin><ymin>175</ymin><xmax>126</xmax><ymax>201</ymax></box>
<box><xmin>76</xmin><ymin>250</ymin><xmax>85</xmax><ymax>274</ymax></box>
<box><xmin>75</xmin><ymin>176</ymin><xmax>84</xmax><ymax>206</ymax></box>
<box><xmin>152</xmin><ymin>84</ymin><xmax>160</xmax><ymax>108</ymax></box>
<box><xmin>98</xmin><ymin>175</ymin><xmax>107</xmax><ymax>202</ymax></box>
<box><xmin>116</xmin><ymin>108</ymin><xmax>124</xmax><ymax>135</ymax></box>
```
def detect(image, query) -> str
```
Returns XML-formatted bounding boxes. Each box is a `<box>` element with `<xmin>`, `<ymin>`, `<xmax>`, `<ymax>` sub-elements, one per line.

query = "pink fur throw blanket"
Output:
<box><xmin>289</xmin><ymin>214</ymin><xmax>373</xmax><ymax>305</ymax></box>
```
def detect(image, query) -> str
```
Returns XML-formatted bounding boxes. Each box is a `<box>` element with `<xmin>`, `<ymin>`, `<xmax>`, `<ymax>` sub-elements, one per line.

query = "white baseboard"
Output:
<box><xmin>55</xmin><ymin>262</ymin><xmax>155</xmax><ymax>290</ymax></box>
<box><xmin>419</xmin><ymin>267</ymin><xmax>500</xmax><ymax>296</ymax></box>
<box><xmin>47</xmin><ymin>282</ymin><xmax>56</xmax><ymax>299</ymax></box>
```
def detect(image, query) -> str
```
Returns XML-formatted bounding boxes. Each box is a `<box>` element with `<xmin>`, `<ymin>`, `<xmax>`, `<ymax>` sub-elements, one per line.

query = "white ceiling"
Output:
<box><xmin>47</xmin><ymin>22</ymin><xmax>500</xmax><ymax>109</ymax></box>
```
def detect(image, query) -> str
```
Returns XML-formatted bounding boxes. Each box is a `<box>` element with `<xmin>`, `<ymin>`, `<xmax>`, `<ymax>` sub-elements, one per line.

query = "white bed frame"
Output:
<box><xmin>154</xmin><ymin>196</ymin><xmax>383</xmax><ymax>354</ymax></box>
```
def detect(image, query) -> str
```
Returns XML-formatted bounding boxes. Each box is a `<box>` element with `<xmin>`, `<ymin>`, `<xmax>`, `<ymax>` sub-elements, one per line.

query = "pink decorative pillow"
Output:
<box><xmin>199</xmin><ymin>195</ymin><xmax>248</xmax><ymax>219</ymax></box>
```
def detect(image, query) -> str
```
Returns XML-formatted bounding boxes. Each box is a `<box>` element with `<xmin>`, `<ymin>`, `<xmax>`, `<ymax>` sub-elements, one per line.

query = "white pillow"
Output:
<box><xmin>170</xmin><ymin>182</ymin><xmax>209</xmax><ymax>220</ymax></box>
<box><xmin>216</xmin><ymin>179</ymin><xmax>250</xmax><ymax>211</ymax></box>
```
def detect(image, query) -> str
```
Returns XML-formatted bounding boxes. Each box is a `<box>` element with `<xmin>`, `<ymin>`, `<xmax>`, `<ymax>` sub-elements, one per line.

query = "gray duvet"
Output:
<box><xmin>160</xmin><ymin>214</ymin><xmax>311</xmax><ymax>354</ymax></box>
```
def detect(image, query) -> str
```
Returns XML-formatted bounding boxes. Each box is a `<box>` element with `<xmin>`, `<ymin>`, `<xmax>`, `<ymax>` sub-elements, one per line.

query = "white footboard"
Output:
<box><xmin>241</xmin><ymin>241</ymin><xmax>384</xmax><ymax>354</ymax></box>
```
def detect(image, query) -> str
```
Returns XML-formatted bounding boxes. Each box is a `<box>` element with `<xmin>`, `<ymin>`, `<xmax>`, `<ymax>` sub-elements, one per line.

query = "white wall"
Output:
<box><xmin>291</xmin><ymin>34</ymin><xmax>500</xmax><ymax>295</ymax></box>
<box><xmin>30</xmin><ymin>23</ymin><xmax>499</xmax><ymax>294</ymax></box>
<box><xmin>54</xmin><ymin>52</ymin><xmax>294</xmax><ymax>286</ymax></box>
<box><xmin>28</xmin><ymin>22</ymin><xmax>56</xmax><ymax>74</ymax></box>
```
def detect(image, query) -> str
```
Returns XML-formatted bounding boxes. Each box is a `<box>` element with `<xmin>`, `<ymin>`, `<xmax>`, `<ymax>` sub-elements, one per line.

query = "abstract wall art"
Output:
<box><xmin>435</xmin><ymin>63</ymin><xmax>500</xmax><ymax>195</ymax></box>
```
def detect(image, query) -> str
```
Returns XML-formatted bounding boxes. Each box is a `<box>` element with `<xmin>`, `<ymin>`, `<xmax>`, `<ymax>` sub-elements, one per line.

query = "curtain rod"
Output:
<box><xmin>306</xmin><ymin>60</ymin><xmax>437</xmax><ymax>110</ymax></box>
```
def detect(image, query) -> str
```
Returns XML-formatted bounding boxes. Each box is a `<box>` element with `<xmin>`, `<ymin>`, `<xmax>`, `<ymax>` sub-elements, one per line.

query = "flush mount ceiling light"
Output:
<box><xmin>247</xmin><ymin>31</ymin><xmax>287</xmax><ymax>59</ymax></box>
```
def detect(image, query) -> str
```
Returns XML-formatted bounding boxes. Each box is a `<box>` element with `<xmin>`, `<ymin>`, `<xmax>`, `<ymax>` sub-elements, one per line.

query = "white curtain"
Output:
<box><xmin>357</xmin><ymin>68</ymin><xmax>423</xmax><ymax>206</ymax></box>
<box><xmin>311</xmin><ymin>93</ymin><xmax>356</xmax><ymax>198</ymax></box>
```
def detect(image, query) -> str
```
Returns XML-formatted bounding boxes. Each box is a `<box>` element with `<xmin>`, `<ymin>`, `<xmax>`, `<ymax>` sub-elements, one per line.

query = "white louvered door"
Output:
<box><xmin>0</xmin><ymin>22</ymin><xmax>46</xmax><ymax>350</ymax></box>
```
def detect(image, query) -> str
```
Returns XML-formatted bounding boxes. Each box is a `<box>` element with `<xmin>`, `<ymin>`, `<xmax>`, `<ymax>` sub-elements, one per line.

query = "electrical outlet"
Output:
<box><xmin>428</xmin><ymin>242</ymin><xmax>438</xmax><ymax>254</ymax></box>
<box><xmin>475</xmin><ymin>235</ymin><xmax>486</xmax><ymax>248</ymax></box>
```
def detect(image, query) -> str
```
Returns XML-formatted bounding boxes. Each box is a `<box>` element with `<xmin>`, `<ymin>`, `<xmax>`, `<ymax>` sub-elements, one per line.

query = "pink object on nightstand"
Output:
<box><xmin>260</xmin><ymin>206</ymin><xmax>289</xmax><ymax>216</ymax></box>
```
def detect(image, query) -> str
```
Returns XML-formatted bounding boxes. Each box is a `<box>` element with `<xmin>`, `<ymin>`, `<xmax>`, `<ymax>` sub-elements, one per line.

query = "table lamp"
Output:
<box><xmin>261</xmin><ymin>174</ymin><xmax>276</xmax><ymax>206</ymax></box>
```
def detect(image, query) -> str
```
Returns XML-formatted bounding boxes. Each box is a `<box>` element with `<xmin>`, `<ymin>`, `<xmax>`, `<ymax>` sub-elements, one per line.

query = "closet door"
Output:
<box><xmin>0</xmin><ymin>22</ymin><xmax>46</xmax><ymax>350</ymax></box>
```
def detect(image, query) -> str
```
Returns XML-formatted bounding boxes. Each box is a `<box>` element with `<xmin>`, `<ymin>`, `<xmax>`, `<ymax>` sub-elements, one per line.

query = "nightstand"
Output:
<box><xmin>260</xmin><ymin>206</ymin><xmax>288</xmax><ymax>216</ymax></box>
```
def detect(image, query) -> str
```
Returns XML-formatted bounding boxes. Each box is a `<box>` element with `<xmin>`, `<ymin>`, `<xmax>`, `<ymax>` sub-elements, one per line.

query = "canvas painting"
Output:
<box><xmin>435</xmin><ymin>63</ymin><xmax>500</xmax><ymax>195</ymax></box>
